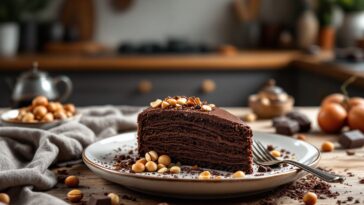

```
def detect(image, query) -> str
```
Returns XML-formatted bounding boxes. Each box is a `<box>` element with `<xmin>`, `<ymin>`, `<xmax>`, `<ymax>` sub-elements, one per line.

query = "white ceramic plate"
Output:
<box><xmin>83</xmin><ymin>131</ymin><xmax>320</xmax><ymax>199</ymax></box>
<box><xmin>0</xmin><ymin>109</ymin><xmax>81</xmax><ymax>129</ymax></box>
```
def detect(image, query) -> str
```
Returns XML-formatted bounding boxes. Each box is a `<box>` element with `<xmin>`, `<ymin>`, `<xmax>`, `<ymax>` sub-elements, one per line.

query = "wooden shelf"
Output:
<box><xmin>0</xmin><ymin>51</ymin><xmax>332</xmax><ymax>71</ymax></box>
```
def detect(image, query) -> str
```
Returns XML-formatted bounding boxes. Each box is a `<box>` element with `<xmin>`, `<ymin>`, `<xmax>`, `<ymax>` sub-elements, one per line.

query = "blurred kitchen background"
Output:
<box><xmin>1</xmin><ymin>0</ymin><xmax>364</xmax><ymax>107</ymax></box>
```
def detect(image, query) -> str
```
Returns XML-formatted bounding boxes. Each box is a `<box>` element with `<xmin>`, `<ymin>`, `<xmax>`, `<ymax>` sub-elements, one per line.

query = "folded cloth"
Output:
<box><xmin>0</xmin><ymin>106</ymin><xmax>142</xmax><ymax>205</ymax></box>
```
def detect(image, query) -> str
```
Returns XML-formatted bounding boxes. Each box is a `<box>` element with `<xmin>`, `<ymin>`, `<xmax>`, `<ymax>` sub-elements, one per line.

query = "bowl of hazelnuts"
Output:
<box><xmin>0</xmin><ymin>96</ymin><xmax>80</xmax><ymax>129</ymax></box>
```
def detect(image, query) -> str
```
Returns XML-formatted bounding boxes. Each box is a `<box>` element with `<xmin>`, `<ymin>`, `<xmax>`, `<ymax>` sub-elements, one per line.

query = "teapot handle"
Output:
<box><xmin>53</xmin><ymin>76</ymin><xmax>73</xmax><ymax>102</ymax></box>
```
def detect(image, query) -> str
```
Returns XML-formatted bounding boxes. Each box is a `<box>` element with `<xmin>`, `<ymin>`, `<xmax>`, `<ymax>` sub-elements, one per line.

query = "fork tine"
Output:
<box><xmin>252</xmin><ymin>142</ymin><xmax>271</xmax><ymax>161</ymax></box>
<box><xmin>255</xmin><ymin>140</ymin><xmax>277</xmax><ymax>161</ymax></box>
<box><xmin>252</xmin><ymin>147</ymin><xmax>263</xmax><ymax>163</ymax></box>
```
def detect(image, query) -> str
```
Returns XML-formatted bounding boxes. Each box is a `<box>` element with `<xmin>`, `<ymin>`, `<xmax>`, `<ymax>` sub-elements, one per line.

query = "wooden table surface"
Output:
<box><xmin>47</xmin><ymin>107</ymin><xmax>364</xmax><ymax>205</ymax></box>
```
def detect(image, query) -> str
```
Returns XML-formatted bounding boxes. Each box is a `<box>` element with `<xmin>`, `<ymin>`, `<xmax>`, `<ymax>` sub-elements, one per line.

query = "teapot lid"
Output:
<box><xmin>259</xmin><ymin>79</ymin><xmax>285</xmax><ymax>96</ymax></box>
<box><xmin>19</xmin><ymin>62</ymin><xmax>48</xmax><ymax>80</ymax></box>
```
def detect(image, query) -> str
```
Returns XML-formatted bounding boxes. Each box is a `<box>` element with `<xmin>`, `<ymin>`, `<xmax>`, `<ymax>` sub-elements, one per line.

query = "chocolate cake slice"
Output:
<box><xmin>137</xmin><ymin>96</ymin><xmax>253</xmax><ymax>174</ymax></box>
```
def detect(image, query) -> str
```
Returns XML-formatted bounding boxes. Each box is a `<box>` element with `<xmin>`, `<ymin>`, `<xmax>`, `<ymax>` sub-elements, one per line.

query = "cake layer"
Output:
<box><xmin>138</xmin><ymin>103</ymin><xmax>253</xmax><ymax>174</ymax></box>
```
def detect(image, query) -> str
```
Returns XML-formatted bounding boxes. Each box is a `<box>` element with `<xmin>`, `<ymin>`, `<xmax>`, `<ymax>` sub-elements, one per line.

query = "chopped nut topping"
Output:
<box><xmin>177</xmin><ymin>98</ymin><xmax>187</xmax><ymax>105</ymax></box>
<box><xmin>150</xmin><ymin>99</ymin><xmax>162</xmax><ymax>108</ymax></box>
<box><xmin>149</xmin><ymin>96</ymin><xmax>215</xmax><ymax>112</ymax></box>
<box><xmin>201</xmin><ymin>105</ymin><xmax>212</xmax><ymax>112</ymax></box>
<box><xmin>161</xmin><ymin>101</ymin><xmax>170</xmax><ymax>109</ymax></box>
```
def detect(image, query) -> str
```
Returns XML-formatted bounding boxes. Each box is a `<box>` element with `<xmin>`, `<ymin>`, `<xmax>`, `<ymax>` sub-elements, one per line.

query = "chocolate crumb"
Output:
<box><xmin>267</xmin><ymin>145</ymin><xmax>274</xmax><ymax>151</ymax></box>
<box><xmin>359</xmin><ymin>179</ymin><xmax>364</xmax><ymax>184</ymax></box>
<box><xmin>346</xmin><ymin>150</ymin><xmax>355</xmax><ymax>156</ymax></box>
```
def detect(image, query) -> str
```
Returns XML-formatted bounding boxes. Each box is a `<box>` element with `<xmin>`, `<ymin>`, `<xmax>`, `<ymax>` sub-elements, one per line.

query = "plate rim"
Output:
<box><xmin>82</xmin><ymin>131</ymin><xmax>321</xmax><ymax>183</ymax></box>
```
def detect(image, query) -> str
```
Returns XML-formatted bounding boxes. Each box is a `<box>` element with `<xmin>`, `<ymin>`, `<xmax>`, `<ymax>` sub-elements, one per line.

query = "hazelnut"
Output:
<box><xmin>132</xmin><ymin>163</ymin><xmax>145</xmax><ymax>173</ymax></box>
<box><xmin>66</xmin><ymin>111</ymin><xmax>73</xmax><ymax>118</ymax></box>
<box><xmin>243</xmin><ymin>113</ymin><xmax>257</xmax><ymax>122</ymax></box>
<box><xmin>166</xmin><ymin>98</ymin><xmax>177</xmax><ymax>106</ymax></box>
<box><xmin>198</xmin><ymin>171</ymin><xmax>211</xmax><ymax>180</ymax></box>
<box><xmin>161</xmin><ymin>101</ymin><xmax>170</xmax><ymax>109</ymax></box>
<box><xmin>32</xmin><ymin>96</ymin><xmax>48</xmax><ymax>106</ymax></box>
<box><xmin>64</xmin><ymin>104</ymin><xmax>76</xmax><ymax>114</ymax></box>
<box><xmin>53</xmin><ymin>102</ymin><xmax>64</xmax><ymax>112</ymax></box>
<box><xmin>0</xmin><ymin>193</ymin><xmax>10</xmax><ymax>204</ymax></box>
<box><xmin>177</xmin><ymin>98</ymin><xmax>187</xmax><ymax>105</ymax></box>
<box><xmin>158</xmin><ymin>155</ymin><xmax>171</xmax><ymax>166</ymax></box>
<box><xmin>157</xmin><ymin>163</ymin><xmax>166</xmax><ymax>169</ymax></box>
<box><xmin>22</xmin><ymin>113</ymin><xmax>35</xmax><ymax>123</ymax></box>
<box><xmin>231</xmin><ymin>171</ymin><xmax>245</xmax><ymax>179</ymax></box>
<box><xmin>33</xmin><ymin>106</ymin><xmax>47</xmax><ymax>119</ymax></box>
<box><xmin>107</xmin><ymin>193</ymin><xmax>120</xmax><ymax>205</ymax></box>
<box><xmin>136</xmin><ymin>158</ymin><xmax>147</xmax><ymax>165</ymax></box>
<box><xmin>150</xmin><ymin>99</ymin><xmax>162</xmax><ymax>108</ymax></box>
<box><xmin>261</xmin><ymin>97</ymin><xmax>270</xmax><ymax>106</ymax></box>
<box><xmin>303</xmin><ymin>192</ymin><xmax>317</xmax><ymax>205</ymax></box>
<box><xmin>42</xmin><ymin>113</ymin><xmax>54</xmax><ymax>122</ymax></box>
<box><xmin>270</xmin><ymin>150</ymin><xmax>281</xmax><ymax>158</ymax></box>
<box><xmin>145</xmin><ymin>161</ymin><xmax>158</xmax><ymax>172</ymax></box>
<box><xmin>145</xmin><ymin>151</ymin><xmax>158</xmax><ymax>161</ymax></box>
<box><xmin>67</xmin><ymin>189</ymin><xmax>83</xmax><ymax>203</ymax></box>
<box><xmin>201</xmin><ymin>105</ymin><xmax>212</xmax><ymax>112</ymax></box>
<box><xmin>296</xmin><ymin>134</ymin><xmax>306</xmax><ymax>140</ymax></box>
<box><xmin>157</xmin><ymin>167</ymin><xmax>168</xmax><ymax>173</ymax></box>
<box><xmin>321</xmin><ymin>141</ymin><xmax>334</xmax><ymax>152</ymax></box>
<box><xmin>64</xmin><ymin>175</ymin><xmax>79</xmax><ymax>188</ymax></box>
<box><xmin>169</xmin><ymin>166</ymin><xmax>181</xmax><ymax>174</ymax></box>
<box><xmin>47</xmin><ymin>102</ymin><xmax>58</xmax><ymax>112</ymax></box>
<box><xmin>54</xmin><ymin>111</ymin><xmax>67</xmax><ymax>120</ymax></box>
<box><xmin>214</xmin><ymin>176</ymin><xmax>223</xmax><ymax>180</ymax></box>
<box><xmin>209</xmin><ymin>104</ymin><xmax>216</xmax><ymax>108</ymax></box>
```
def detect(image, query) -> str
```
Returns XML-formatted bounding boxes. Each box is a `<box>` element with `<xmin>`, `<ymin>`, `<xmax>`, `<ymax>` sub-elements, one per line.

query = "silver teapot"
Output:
<box><xmin>11</xmin><ymin>62</ymin><xmax>72</xmax><ymax>107</ymax></box>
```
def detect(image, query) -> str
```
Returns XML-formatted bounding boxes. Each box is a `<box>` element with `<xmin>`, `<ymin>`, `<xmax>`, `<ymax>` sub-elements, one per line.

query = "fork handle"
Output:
<box><xmin>285</xmin><ymin>160</ymin><xmax>345</xmax><ymax>183</ymax></box>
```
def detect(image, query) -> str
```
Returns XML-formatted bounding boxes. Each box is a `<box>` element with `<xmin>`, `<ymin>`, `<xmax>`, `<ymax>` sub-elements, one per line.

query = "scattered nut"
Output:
<box><xmin>158</xmin><ymin>167</ymin><xmax>168</xmax><ymax>173</ymax></box>
<box><xmin>303</xmin><ymin>191</ymin><xmax>317</xmax><ymax>205</ymax></box>
<box><xmin>64</xmin><ymin>175</ymin><xmax>79</xmax><ymax>188</ymax></box>
<box><xmin>161</xmin><ymin>101</ymin><xmax>170</xmax><ymax>109</ymax></box>
<box><xmin>201</xmin><ymin>105</ymin><xmax>212</xmax><ymax>112</ymax></box>
<box><xmin>214</xmin><ymin>176</ymin><xmax>222</xmax><ymax>180</ymax></box>
<box><xmin>158</xmin><ymin>155</ymin><xmax>171</xmax><ymax>166</ymax></box>
<box><xmin>0</xmin><ymin>193</ymin><xmax>10</xmax><ymax>204</ymax></box>
<box><xmin>145</xmin><ymin>161</ymin><xmax>158</xmax><ymax>172</ymax></box>
<box><xmin>166</xmin><ymin>98</ymin><xmax>177</xmax><ymax>106</ymax></box>
<box><xmin>198</xmin><ymin>171</ymin><xmax>211</xmax><ymax>180</ymax></box>
<box><xmin>169</xmin><ymin>166</ymin><xmax>181</xmax><ymax>174</ymax></box>
<box><xmin>243</xmin><ymin>113</ymin><xmax>257</xmax><ymax>122</ymax></box>
<box><xmin>177</xmin><ymin>98</ymin><xmax>187</xmax><ymax>105</ymax></box>
<box><xmin>32</xmin><ymin>96</ymin><xmax>48</xmax><ymax>106</ymax></box>
<box><xmin>107</xmin><ymin>193</ymin><xmax>120</xmax><ymax>205</ymax></box>
<box><xmin>270</xmin><ymin>150</ymin><xmax>281</xmax><ymax>158</ymax></box>
<box><xmin>136</xmin><ymin>158</ymin><xmax>147</xmax><ymax>165</ymax></box>
<box><xmin>145</xmin><ymin>151</ymin><xmax>158</xmax><ymax>161</ymax></box>
<box><xmin>296</xmin><ymin>134</ymin><xmax>306</xmax><ymax>140</ymax></box>
<box><xmin>209</xmin><ymin>104</ymin><xmax>216</xmax><ymax>108</ymax></box>
<box><xmin>132</xmin><ymin>163</ymin><xmax>145</xmax><ymax>173</ymax></box>
<box><xmin>231</xmin><ymin>171</ymin><xmax>245</xmax><ymax>179</ymax></box>
<box><xmin>321</xmin><ymin>141</ymin><xmax>334</xmax><ymax>152</ymax></box>
<box><xmin>150</xmin><ymin>99</ymin><xmax>162</xmax><ymax>108</ymax></box>
<box><xmin>67</xmin><ymin>189</ymin><xmax>83</xmax><ymax>203</ymax></box>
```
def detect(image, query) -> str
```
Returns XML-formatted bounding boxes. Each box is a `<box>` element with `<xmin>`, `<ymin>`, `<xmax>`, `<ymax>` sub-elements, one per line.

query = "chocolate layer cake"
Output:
<box><xmin>137</xmin><ymin>96</ymin><xmax>253</xmax><ymax>174</ymax></box>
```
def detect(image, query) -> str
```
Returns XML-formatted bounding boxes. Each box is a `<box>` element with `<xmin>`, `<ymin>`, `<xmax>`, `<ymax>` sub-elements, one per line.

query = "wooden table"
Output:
<box><xmin>47</xmin><ymin>107</ymin><xmax>364</xmax><ymax>205</ymax></box>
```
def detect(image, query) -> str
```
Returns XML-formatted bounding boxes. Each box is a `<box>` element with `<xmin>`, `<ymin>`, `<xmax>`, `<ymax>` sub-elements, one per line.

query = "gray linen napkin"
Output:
<box><xmin>0</xmin><ymin>106</ymin><xmax>142</xmax><ymax>205</ymax></box>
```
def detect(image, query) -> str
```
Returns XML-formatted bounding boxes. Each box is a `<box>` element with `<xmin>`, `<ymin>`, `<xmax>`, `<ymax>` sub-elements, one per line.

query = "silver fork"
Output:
<box><xmin>253</xmin><ymin>139</ymin><xmax>345</xmax><ymax>183</ymax></box>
